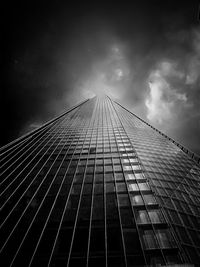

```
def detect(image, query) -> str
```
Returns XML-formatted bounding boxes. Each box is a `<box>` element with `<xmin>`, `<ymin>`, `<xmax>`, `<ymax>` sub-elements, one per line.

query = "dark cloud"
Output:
<box><xmin>1</xmin><ymin>0</ymin><xmax>200</xmax><ymax>155</ymax></box>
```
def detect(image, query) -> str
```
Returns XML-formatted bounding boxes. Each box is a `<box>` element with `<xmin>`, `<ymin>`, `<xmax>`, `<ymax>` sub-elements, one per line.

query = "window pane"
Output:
<box><xmin>119</xmin><ymin>195</ymin><xmax>130</xmax><ymax>207</ymax></box>
<box><xmin>106</xmin><ymin>183</ymin><xmax>115</xmax><ymax>193</ymax></box>
<box><xmin>142</xmin><ymin>230</ymin><xmax>158</xmax><ymax>249</ymax></box>
<box><xmin>94</xmin><ymin>183</ymin><xmax>103</xmax><ymax>194</ymax></box>
<box><xmin>123</xmin><ymin>166</ymin><xmax>132</xmax><ymax>171</ymax></box>
<box><xmin>123</xmin><ymin>229</ymin><xmax>141</xmax><ymax>254</ymax></box>
<box><xmin>131</xmin><ymin>165</ymin><xmax>141</xmax><ymax>171</ymax></box>
<box><xmin>136</xmin><ymin>210</ymin><xmax>150</xmax><ymax>224</ymax></box>
<box><xmin>120</xmin><ymin>208</ymin><xmax>134</xmax><ymax>227</ymax></box>
<box><xmin>122</xmin><ymin>159</ymin><xmax>129</xmax><ymax>163</ymax></box>
<box><xmin>129</xmin><ymin>158</ymin><xmax>139</xmax><ymax>163</ymax></box>
<box><xmin>138</xmin><ymin>183</ymin><xmax>150</xmax><ymax>191</ymax></box>
<box><xmin>104</xmin><ymin>173</ymin><xmax>114</xmax><ymax>182</ymax></box>
<box><xmin>156</xmin><ymin>230</ymin><xmax>175</xmax><ymax>248</ymax></box>
<box><xmin>89</xmin><ymin>228</ymin><xmax>105</xmax><ymax>255</ymax></box>
<box><xmin>116</xmin><ymin>183</ymin><xmax>126</xmax><ymax>192</ymax></box>
<box><xmin>131</xmin><ymin>195</ymin><xmax>144</xmax><ymax>206</ymax></box>
<box><xmin>143</xmin><ymin>195</ymin><xmax>156</xmax><ymax>205</ymax></box>
<box><xmin>125</xmin><ymin>173</ymin><xmax>135</xmax><ymax>180</ymax></box>
<box><xmin>128</xmin><ymin>183</ymin><xmax>139</xmax><ymax>192</ymax></box>
<box><xmin>107</xmin><ymin>227</ymin><xmax>123</xmax><ymax>253</ymax></box>
<box><xmin>148</xmin><ymin>210</ymin><xmax>164</xmax><ymax>223</ymax></box>
<box><xmin>135</xmin><ymin>173</ymin><xmax>145</xmax><ymax>180</ymax></box>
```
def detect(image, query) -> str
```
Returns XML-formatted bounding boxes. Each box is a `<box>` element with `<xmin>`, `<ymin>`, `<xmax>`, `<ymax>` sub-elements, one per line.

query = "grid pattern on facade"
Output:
<box><xmin>0</xmin><ymin>95</ymin><xmax>199</xmax><ymax>266</ymax></box>
<box><xmin>113</xmin><ymin>99</ymin><xmax>200</xmax><ymax>265</ymax></box>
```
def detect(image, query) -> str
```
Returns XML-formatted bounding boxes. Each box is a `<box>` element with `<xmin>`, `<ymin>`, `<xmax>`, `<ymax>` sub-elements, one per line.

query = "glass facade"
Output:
<box><xmin>0</xmin><ymin>95</ymin><xmax>199</xmax><ymax>266</ymax></box>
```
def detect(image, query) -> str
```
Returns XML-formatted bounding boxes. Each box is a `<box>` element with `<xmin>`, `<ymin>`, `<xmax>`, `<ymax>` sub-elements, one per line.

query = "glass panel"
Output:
<box><xmin>134</xmin><ymin>173</ymin><xmax>145</xmax><ymax>180</ymax></box>
<box><xmin>136</xmin><ymin>210</ymin><xmax>150</xmax><ymax>224</ymax></box>
<box><xmin>142</xmin><ymin>230</ymin><xmax>158</xmax><ymax>249</ymax></box>
<box><xmin>83</xmin><ymin>184</ymin><xmax>92</xmax><ymax>195</ymax></box>
<box><xmin>118</xmin><ymin>195</ymin><xmax>130</xmax><ymax>207</ymax></box>
<box><xmin>94</xmin><ymin>183</ymin><xmax>103</xmax><ymax>194</ymax></box>
<box><xmin>123</xmin><ymin>166</ymin><xmax>132</xmax><ymax>171</ymax></box>
<box><xmin>115</xmin><ymin>173</ymin><xmax>124</xmax><ymax>181</ymax></box>
<box><xmin>149</xmin><ymin>256</ymin><xmax>165</xmax><ymax>266</ymax></box>
<box><xmin>123</xmin><ymin>229</ymin><xmax>141</xmax><ymax>254</ymax></box>
<box><xmin>89</xmin><ymin>228</ymin><xmax>105</xmax><ymax>255</ymax></box>
<box><xmin>138</xmin><ymin>183</ymin><xmax>150</xmax><ymax>191</ymax></box>
<box><xmin>156</xmin><ymin>230</ymin><xmax>175</xmax><ymax>248</ymax></box>
<box><xmin>131</xmin><ymin>165</ymin><xmax>141</xmax><ymax>171</ymax></box>
<box><xmin>143</xmin><ymin>195</ymin><xmax>156</xmax><ymax>205</ymax></box>
<box><xmin>120</xmin><ymin>208</ymin><xmax>134</xmax><ymax>227</ymax></box>
<box><xmin>131</xmin><ymin>195</ymin><xmax>144</xmax><ymax>206</ymax></box>
<box><xmin>148</xmin><ymin>210</ymin><xmax>164</xmax><ymax>223</ymax></box>
<box><xmin>71</xmin><ymin>228</ymin><xmax>89</xmax><ymax>256</ymax></box>
<box><xmin>106</xmin><ymin>183</ymin><xmax>115</xmax><ymax>193</ymax></box>
<box><xmin>95</xmin><ymin>174</ymin><xmax>103</xmax><ymax>183</ymax></box>
<box><xmin>96</xmin><ymin>166</ymin><xmax>103</xmax><ymax>172</ymax></box>
<box><xmin>92</xmin><ymin>195</ymin><xmax>104</xmax><ymax>221</ymax></box>
<box><xmin>129</xmin><ymin>158</ymin><xmax>139</xmax><ymax>163</ymax></box>
<box><xmin>116</xmin><ymin>183</ymin><xmax>127</xmax><ymax>192</ymax></box>
<box><xmin>107</xmin><ymin>227</ymin><xmax>123</xmax><ymax>253</ymax></box>
<box><xmin>128</xmin><ymin>183</ymin><xmax>139</xmax><ymax>192</ymax></box>
<box><xmin>104</xmin><ymin>173</ymin><xmax>114</xmax><ymax>182</ymax></box>
<box><xmin>125</xmin><ymin>173</ymin><xmax>135</xmax><ymax>180</ymax></box>
<box><xmin>122</xmin><ymin>159</ymin><xmax>129</xmax><ymax>163</ymax></box>
<box><xmin>106</xmin><ymin>194</ymin><xmax>118</xmax><ymax>221</ymax></box>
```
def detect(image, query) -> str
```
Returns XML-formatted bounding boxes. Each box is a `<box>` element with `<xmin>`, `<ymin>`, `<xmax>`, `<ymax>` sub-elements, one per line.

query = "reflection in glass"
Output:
<box><xmin>131</xmin><ymin>195</ymin><xmax>144</xmax><ymax>205</ymax></box>
<box><xmin>142</xmin><ymin>230</ymin><xmax>158</xmax><ymax>249</ymax></box>
<box><xmin>136</xmin><ymin>210</ymin><xmax>150</xmax><ymax>224</ymax></box>
<box><xmin>128</xmin><ymin>183</ymin><xmax>139</xmax><ymax>192</ymax></box>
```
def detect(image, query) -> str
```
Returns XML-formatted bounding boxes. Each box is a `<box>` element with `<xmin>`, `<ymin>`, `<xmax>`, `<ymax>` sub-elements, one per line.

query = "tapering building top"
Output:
<box><xmin>0</xmin><ymin>96</ymin><xmax>199</xmax><ymax>266</ymax></box>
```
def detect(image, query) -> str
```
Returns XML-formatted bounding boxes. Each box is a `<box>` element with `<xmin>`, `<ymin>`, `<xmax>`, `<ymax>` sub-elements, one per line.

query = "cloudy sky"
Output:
<box><xmin>2</xmin><ymin>1</ymin><xmax>200</xmax><ymax>155</ymax></box>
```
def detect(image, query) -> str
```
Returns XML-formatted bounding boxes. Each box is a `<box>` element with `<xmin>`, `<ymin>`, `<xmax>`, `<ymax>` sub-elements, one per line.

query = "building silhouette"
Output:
<box><xmin>0</xmin><ymin>95</ymin><xmax>200</xmax><ymax>266</ymax></box>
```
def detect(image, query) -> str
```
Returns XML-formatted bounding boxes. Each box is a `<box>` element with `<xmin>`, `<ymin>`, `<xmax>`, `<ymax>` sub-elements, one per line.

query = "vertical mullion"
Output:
<box><xmin>4</xmin><ymin>107</ymin><xmax>83</xmax><ymax>265</ymax></box>
<box><xmin>66</xmin><ymin>98</ymin><xmax>98</xmax><ymax>266</ymax></box>
<box><xmin>46</xmin><ymin>103</ymin><xmax>95</xmax><ymax>266</ymax></box>
<box><xmin>86</xmin><ymin>97</ymin><xmax>100</xmax><ymax>266</ymax></box>
<box><xmin>102</xmin><ymin>98</ymin><xmax>108</xmax><ymax>267</ymax></box>
<box><xmin>0</xmin><ymin>99</ymin><xmax>89</xmax><ymax>156</ymax></box>
<box><xmin>115</xmin><ymin>102</ymin><xmax>174</xmax><ymax>264</ymax></box>
<box><xmin>0</xmin><ymin>122</ymin><xmax>54</xmax><ymax>162</ymax></box>
<box><xmin>105</xmin><ymin>97</ymin><xmax>127</xmax><ymax>267</ymax></box>
<box><xmin>28</xmin><ymin>106</ymin><xmax>96</xmax><ymax>266</ymax></box>
<box><xmin>0</xmin><ymin>113</ymin><xmax>72</xmax><ymax>203</ymax></box>
<box><xmin>0</xmin><ymin>114</ymin><xmax>68</xmax><ymax>188</ymax></box>
<box><xmin>0</xmin><ymin>106</ymin><xmax>80</xmax><ymax>229</ymax></box>
<box><xmin>109</xmin><ymin>97</ymin><xmax>151</xmax><ymax>265</ymax></box>
<box><xmin>0</xmin><ymin>136</ymin><xmax>34</xmax><ymax>164</ymax></box>
<box><xmin>0</xmin><ymin>104</ymin><xmax>83</xmax><ymax>262</ymax></box>
<box><xmin>0</xmin><ymin>106</ymin><xmax>72</xmax><ymax>172</ymax></box>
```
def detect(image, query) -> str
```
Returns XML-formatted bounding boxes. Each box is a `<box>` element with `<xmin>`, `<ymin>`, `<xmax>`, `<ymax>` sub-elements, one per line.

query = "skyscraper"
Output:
<box><xmin>0</xmin><ymin>95</ymin><xmax>199</xmax><ymax>267</ymax></box>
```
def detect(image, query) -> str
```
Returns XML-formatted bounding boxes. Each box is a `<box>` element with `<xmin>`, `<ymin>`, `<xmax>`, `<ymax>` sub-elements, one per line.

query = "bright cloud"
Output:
<box><xmin>115</xmin><ymin>68</ymin><xmax>124</xmax><ymax>80</ymax></box>
<box><xmin>186</xmin><ymin>57</ymin><xmax>200</xmax><ymax>85</ymax></box>
<box><xmin>145</xmin><ymin>61</ymin><xmax>187</xmax><ymax>124</ymax></box>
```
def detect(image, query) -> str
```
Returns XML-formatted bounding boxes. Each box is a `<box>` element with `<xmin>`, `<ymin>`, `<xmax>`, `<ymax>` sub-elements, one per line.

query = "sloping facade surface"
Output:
<box><xmin>0</xmin><ymin>95</ymin><xmax>199</xmax><ymax>266</ymax></box>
